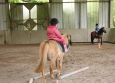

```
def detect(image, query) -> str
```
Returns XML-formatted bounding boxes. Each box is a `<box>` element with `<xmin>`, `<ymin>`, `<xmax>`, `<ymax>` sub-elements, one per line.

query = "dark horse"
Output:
<box><xmin>91</xmin><ymin>27</ymin><xmax>106</xmax><ymax>45</ymax></box>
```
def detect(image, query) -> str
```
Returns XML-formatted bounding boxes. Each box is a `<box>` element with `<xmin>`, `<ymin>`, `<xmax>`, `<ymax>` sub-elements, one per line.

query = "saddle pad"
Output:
<box><xmin>49</xmin><ymin>39</ymin><xmax>64</xmax><ymax>52</ymax></box>
<box><xmin>55</xmin><ymin>42</ymin><xmax>64</xmax><ymax>52</ymax></box>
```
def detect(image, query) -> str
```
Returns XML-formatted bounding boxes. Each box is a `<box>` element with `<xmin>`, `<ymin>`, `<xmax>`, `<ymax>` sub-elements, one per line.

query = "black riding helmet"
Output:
<box><xmin>50</xmin><ymin>18</ymin><xmax>59</xmax><ymax>25</ymax></box>
<box><xmin>96</xmin><ymin>23</ymin><xmax>98</xmax><ymax>26</ymax></box>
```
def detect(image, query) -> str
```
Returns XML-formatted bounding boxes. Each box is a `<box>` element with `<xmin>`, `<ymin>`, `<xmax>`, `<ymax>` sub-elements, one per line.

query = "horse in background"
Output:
<box><xmin>91</xmin><ymin>27</ymin><xmax>106</xmax><ymax>45</ymax></box>
<box><xmin>35</xmin><ymin>34</ymin><xmax>72</xmax><ymax>83</ymax></box>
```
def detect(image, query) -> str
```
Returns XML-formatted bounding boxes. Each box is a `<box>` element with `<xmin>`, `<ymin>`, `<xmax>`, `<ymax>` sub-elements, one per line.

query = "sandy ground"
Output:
<box><xmin>0</xmin><ymin>43</ymin><xmax>115</xmax><ymax>83</ymax></box>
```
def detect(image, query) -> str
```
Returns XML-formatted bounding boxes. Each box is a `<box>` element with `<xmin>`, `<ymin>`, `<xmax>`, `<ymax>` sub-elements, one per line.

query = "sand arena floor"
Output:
<box><xmin>0</xmin><ymin>43</ymin><xmax>115</xmax><ymax>83</ymax></box>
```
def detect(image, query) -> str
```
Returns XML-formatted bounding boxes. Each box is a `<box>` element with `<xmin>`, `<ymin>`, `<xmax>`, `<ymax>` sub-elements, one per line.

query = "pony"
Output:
<box><xmin>35</xmin><ymin>34</ymin><xmax>72</xmax><ymax>83</ymax></box>
<box><xmin>91</xmin><ymin>27</ymin><xmax>106</xmax><ymax>45</ymax></box>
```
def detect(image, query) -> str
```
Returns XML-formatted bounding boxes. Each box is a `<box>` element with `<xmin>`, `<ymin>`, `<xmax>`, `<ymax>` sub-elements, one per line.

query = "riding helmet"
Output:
<box><xmin>50</xmin><ymin>18</ymin><xmax>59</xmax><ymax>25</ymax></box>
<box><xmin>96</xmin><ymin>23</ymin><xmax>98</xmax><ymax>26</ymax></box>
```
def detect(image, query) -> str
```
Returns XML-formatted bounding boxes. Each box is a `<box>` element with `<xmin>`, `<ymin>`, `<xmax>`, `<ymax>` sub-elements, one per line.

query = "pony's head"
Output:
<box><xmin>62</xmin><ymin>34</ymin><xmax>72</xmax><ymax>48</ymax></box>
<box><xmin>98</xmin><ymin>27</ymin><xmax>106</xmax><ymax>34</ymax></box>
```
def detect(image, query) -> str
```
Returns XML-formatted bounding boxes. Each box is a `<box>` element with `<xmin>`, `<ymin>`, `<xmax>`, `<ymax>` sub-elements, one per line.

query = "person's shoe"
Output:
<box><xmin>64</xmin><ymin>45</ymin><xmax>68</xmax><ymax>52</ymax></box>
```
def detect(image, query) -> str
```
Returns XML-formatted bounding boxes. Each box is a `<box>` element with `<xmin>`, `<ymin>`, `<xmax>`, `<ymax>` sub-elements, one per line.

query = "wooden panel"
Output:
<box><xmin>0</xmin><ymin>31</ymin><xmax>4</xmax><ymax>44</ymax></box>
<box><xmin>108</xmin><ymin>28</ymin><xmax>115</xmax><ymax>43</ymax></box>
<box><xmin>11</xmin><ymin>31</ymin><xmax>30</xmax><ymax>44</ymax></box>
<box><xmin>31</xmin><ymin>31</ymin><xmax>47</xmax><ymax>44</ymax></box>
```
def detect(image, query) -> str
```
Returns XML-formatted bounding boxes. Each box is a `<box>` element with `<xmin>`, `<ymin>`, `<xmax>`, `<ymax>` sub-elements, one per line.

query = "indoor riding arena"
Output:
<box><xmin>0</xmin><ymin>0</ymin><xmax>115</xmax><ymax>83</ymax></box>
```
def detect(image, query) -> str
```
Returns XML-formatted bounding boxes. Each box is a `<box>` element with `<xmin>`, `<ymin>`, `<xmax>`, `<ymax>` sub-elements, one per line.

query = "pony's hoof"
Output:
<box><xmin>55</xmin><ymin>74</ymin><xmax>61</xmax><ymax>79</ymax></box>
<box><xmin>56</xmin><ymin>74</ymin><xmax>59</xmax><ymax>77</ymax></box>
<box><xmin>42</xmin><ymin>79</ymin><xmax>46</xmax><ymax>83</ymax></box>
<box><xmin>50</xmin><ymin>75</ymin><xmax>54</xmax><ymax>79</ymax></box>
<box><xmin>56</xmin><ymin>72</ymin><xmax>61</xmax><ymax>77</ymax></box>
<box><xmin>44</xmin><ymin>80</ymin><xmax>46</xmax><ymax>83</ymax></box>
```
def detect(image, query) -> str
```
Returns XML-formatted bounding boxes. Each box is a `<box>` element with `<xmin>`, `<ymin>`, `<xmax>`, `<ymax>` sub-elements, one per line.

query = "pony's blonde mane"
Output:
<box><xmin>62</xmin><ymin>34</ymin><xmax>71</xmax><ymax>46</ymax></box>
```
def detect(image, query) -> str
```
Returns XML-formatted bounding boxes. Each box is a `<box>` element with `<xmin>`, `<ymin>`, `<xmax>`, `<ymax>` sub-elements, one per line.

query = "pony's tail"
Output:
<box><xmin>91</xmin><ymin>32</ymin><xmax>94</xmax><ymax>44</ymax></box>
<box><xmin>35</xmin><ymin>41</ymin><xmax>49</xmax><ymax>73</ymax></box>
<box><xmin>91</xmin><ymin>33</ymin><xmax>92</xmax><ymax>43</ymax></box>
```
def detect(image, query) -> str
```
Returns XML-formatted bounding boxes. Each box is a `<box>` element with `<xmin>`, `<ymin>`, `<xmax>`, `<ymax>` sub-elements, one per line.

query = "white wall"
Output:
<box><xmin>3</xmin><ymin>28</ymin><xmax>110</xmax><ymax>44</ymax></box>
<box><xmin>0</xmin><ymin>3</ymin><xmax>6</xmax><ymax>30</ymax></box>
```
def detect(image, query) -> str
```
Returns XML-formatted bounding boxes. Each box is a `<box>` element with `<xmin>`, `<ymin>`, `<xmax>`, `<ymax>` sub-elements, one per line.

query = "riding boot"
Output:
<box><xmin>64</xmin><ymin>45</ymin><xmax>68</xmax><ymax>52</ymax></box>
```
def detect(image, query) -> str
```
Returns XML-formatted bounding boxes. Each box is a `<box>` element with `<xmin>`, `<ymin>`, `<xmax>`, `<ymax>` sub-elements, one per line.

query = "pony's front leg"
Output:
<box><xmin>60</xmin><ymin>54</ymin><xmax>64</xmax><ymax>70</ymax></box>
<box><xmin>56</xmin><ymin>55</ymin><xmax>63</xmax><ymax>76</ymax></box>
<box><xmin>59</xmin><ymin>59</ymin><xmax>63</xmax><ymax>71</ymax></box>
<box><xmin>56</xmin><ymin>60</ymin><xmax>61</xmax><ymax>76</ymax></box>
<box><xmin>50</xmin><ymin>60</ymin><xmax>55</xmax><ymax>79</ymax></box>
<box><xmin>98</xmin><ymin>38</ymin><xmax>101</xmax><ymax>43</ymax></box>
<box><xmin>42</xmin><ymin>68</ymin><xmax>46</xmax><ymax>83</ymax></box>
<box><xmin>101</xmin><ymin>37</ymin><xmax>102</xmax><ymax>45</ymax></box>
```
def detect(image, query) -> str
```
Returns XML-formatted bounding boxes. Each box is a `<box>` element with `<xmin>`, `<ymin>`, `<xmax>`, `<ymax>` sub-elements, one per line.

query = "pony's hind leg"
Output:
<box><xmin>91</xmin><ymin>37</ymin><xmax>94</xmax><ymax>44</ymax></box>
<box><xmin>42</xmin><ymin>68</ymin><xmax>46</xmax><ymax>83</ymax></box>
<box><xmin>50</xmin><ymin>60</ymin><xmax>55</xmax><ymax>79</ymax></box>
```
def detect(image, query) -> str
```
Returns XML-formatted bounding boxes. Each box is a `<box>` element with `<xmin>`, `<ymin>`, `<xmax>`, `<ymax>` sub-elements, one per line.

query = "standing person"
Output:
<box><xmin>95</xmin><ymin>23</ymin><xmax>99</xmax><ymax>36</ymax></box>
<box><xmin>46</xmin><ymin>18</ymin><xmax>68</xmax><ymax>52</ymax></box>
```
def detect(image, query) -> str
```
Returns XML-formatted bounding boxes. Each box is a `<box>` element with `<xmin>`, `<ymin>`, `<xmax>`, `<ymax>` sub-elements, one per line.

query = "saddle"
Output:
<box><xmin>95</xmin><ymin>31</ymin><xmax>98</xmax><ymax>37</ymax></box>
<box><xmin>49</xmin><ymin>39</ymin><xmax>64</xmax><ymax>52</ymax></box>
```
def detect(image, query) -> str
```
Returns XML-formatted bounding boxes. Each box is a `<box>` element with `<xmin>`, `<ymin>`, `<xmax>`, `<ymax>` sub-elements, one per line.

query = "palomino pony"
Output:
<box><xmin>35</xmin><ymin>34</ymin><xmax>72</xmax><ymax>83</ymax></box>
<box><xmin>91</xmin><ymin>27</ymin><xmax>106</xmax><ymax>45</ymax></box>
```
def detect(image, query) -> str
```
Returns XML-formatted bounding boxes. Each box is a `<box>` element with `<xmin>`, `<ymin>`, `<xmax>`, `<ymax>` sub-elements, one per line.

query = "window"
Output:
<box><xmin>87</xmin><ymin>2</ymin><xmax>99</xmax><ymax>28</ymax></box>
<box><xmin>113</xmin><ymin>0</ymin><xmax>115</xmax><ymax>28</ymax></box>
<box><xmin>9</xmin><ymin>0</ymin><xmax>49</xmax><ymax>3</ymax></box>
<box><xmin>51</xmin><ymin>0</ymin><xmax>109</xmax><ymax>29</ymax></box>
